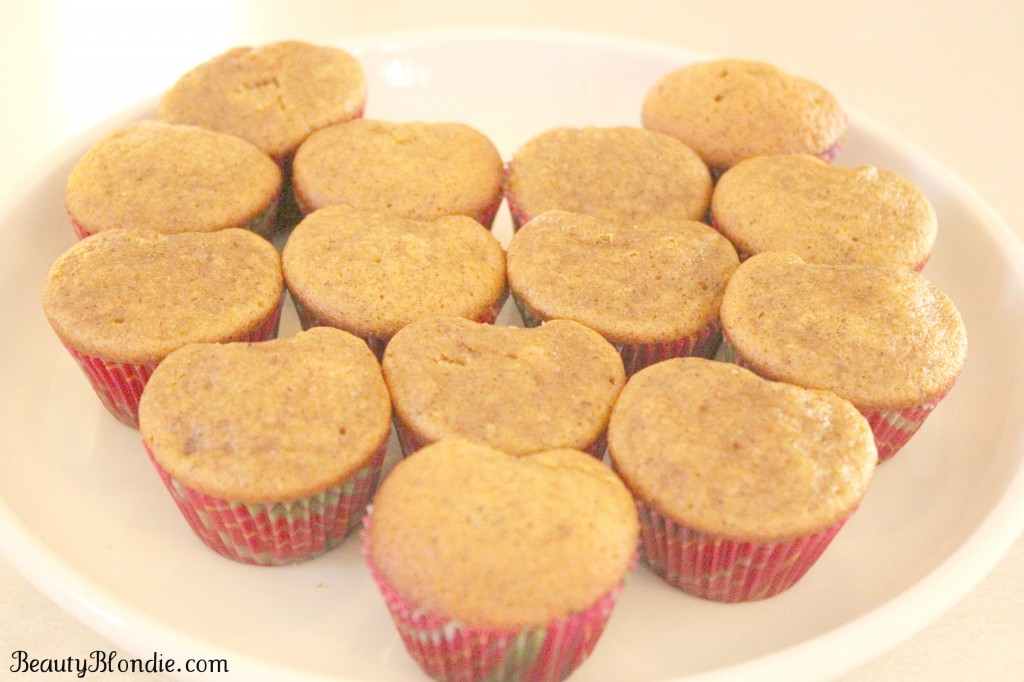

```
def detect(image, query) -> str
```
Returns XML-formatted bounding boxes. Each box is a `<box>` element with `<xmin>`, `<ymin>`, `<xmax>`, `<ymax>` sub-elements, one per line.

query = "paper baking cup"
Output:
<box><xmin>361</xmin><ymin>520</ymin><xmax>629</xmax><ymax>682</ymax></box>
<box><xmin>862</xmin><ymin>389</ymin><xmax>949</xmax><ymax>462</ymax></box>
<box><xmin>513</xmin><ymin>295</ymin><xmax>722</xmax><ymax>376</ymax></box>
<box><xmin>291</xmin><ymin>291</ymin><xmax>508</xmax><ymax>361</ymax></box>
<box><xmin>147</xmin><ymin>444</ymin><xmax>385</xmax><ymax>566</ymax></box>
<box><xmin>60</xmin><ymin>344</ymin><xmax>158</xmax><ymax>427</ymax></box>
<box><xmin>504</xmin><ymin>187</ymin><xmax>531</xmax><ymax>232</ymax></box>
<box><xmin>475</xmin><ymin>190</ymin><xmax>505</xmax><ymax>230</ymax></box>
<box><xmin>636</xmin><ymin>497</ymin><xmax>847</xmax><ymax>602</ymax></box>
<box><xmin>720</xmin><ymin>334</ymin><xmax>951</xmax><ymax>463</ymax></box>
<box><xmin>60</xmin><ymin>304</ymin><xmax>282</xmax><ymax>428</ymax></box>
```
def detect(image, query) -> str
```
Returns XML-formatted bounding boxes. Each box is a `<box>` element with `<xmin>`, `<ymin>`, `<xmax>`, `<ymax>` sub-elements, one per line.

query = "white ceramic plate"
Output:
<box><xmin>2</xmin><ymin>28</ymin><xmax>1024</xmax><ymax>682</ymax></box>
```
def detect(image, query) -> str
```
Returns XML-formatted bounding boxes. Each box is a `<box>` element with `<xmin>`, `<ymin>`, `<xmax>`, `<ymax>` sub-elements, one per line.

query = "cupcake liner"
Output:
<box><xmin>361</xmin><ymin>518</ymin><xmax>629</xmax><ymax>682</ymax></box>
<box><xmin>636</xmin><ymin>497</ymin><xmax>847</xmax><ymax>602</ymax></box>
<box><xmin>391</xmin><ymin>414</ymin><xmax>607</xmax><ymax>460</ymax></box>
<box><xmin>60</xmin><ymin>344</ymin><xmax>158</xmax><ymax>427</ymax></box>
<box><xmin>147</xmin><ymin>443</ymin><xmax>385</xmax><ymax>566</ymax></box>
<box><xmin>60</xmin><ymin>303</ymin><xmax>282</xmax><ymax>428</ymax></box>
<box><xmin>504</xmin><ymin>186</ymin><xmax>531</xmax><ymax>233</ymax></box>
<box><xmin>291</xmin><ymin>290</ymin><xmax>508</xmax><ymax>362</ymax></box>
<box><xmin>513</xmin><ymin>294</ymin><xmax>722</xmax><ymax>376</ymax></box>
<box><xmin>862</xmin><ymin>388</ymin><xmax>950</xmax><ymax>462</ymax></box>
<box><xmin>474</xmin><ymin>190</ymin><xmax>506</xmax><ymax>230</ymax></box>
<box><xmin>720</xmin><ymin>333</ymin><xmax>951</xmax><ymax>463</ymax></box>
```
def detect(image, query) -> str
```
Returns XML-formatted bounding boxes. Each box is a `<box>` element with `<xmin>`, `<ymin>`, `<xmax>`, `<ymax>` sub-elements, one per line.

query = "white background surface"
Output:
<box><xmin>1</xmin><ymin>1</ymin><xmax>1022</xmax><ymax>680</ymax></box>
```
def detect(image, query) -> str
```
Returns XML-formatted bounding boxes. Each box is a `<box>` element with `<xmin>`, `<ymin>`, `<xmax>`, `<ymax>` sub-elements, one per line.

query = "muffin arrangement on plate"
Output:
<box><xmin>40</xmin><ymin>40</ymin><xmax>967</xmax><ymax>681</ymax></box>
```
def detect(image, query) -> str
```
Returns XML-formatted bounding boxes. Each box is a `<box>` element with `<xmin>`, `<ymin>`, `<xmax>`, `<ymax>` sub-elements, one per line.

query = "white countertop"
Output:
<box><xmin>2</xmin><ymin>1</ymin><xmax>1022</xmax><ymax>680</ymax></box>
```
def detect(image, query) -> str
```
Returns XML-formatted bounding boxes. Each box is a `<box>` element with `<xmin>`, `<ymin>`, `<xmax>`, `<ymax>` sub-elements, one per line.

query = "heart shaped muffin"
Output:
<box><xmin>381</xmin><ymin>316</ymin><xmax>626</xmax><ymax>457</ymax></box>
<box><xmin>507</xmin><ymin>210</ymin><xmax>738</xmax><ymax>375</ymax></box>
<box><xmin>504</xmin><ymin>125</ymin><xmax>712</xmax><ymax>229</ymax></box>
<box><xmin>719</xmin><ymin>252</ymin><xmax>967</xmax><ymax>461</ymax></box>
<box><xmin>642</xmin><ymin>59</ymin><xmax>847</xmax><ymax>173</ymax></box>
<box><xmin>710</xmin><ymin>153</ymin><xmax>936</xmax><ymax>269</ymax></box>
<box><xmin>363</xmin><ymin>438</ymin><xmax>639</xmax><ymax>681</ymax></box>
<box><xmin>608</xmin><ymin>357</ymin><xmax>876</xmax><ymax>602</ymax></box>
<box><xmin>158</xmin><ymin>40</ymin><xmax>367</xmax><ymax>164</ymax></box>
<box><xmin>42</xmin><ymin>228</ymin><xmax>284</xmax><ymax>427</ymax></box>
<box><xmin>283</xmin><ymin>207</ymin><xmax>507</xmax><ymax>359</ymax></box>
<box><xmin>139</xmin><ymin>327</ymin><xmax>392</xmax><ymax>565</ymax></box>
<box><xmin>65</xmin><ymin>121</ymin><xmax>282</xmax><ymax>240</ymax></box>
<box><xmin>292</xmin><ymin>119</ymin><xmax>505</xmax><ymax>226</ymax></box>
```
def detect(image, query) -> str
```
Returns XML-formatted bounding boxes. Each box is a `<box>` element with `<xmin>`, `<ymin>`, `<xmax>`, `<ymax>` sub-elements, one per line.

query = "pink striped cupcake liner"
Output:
<box><xmin>361</xmin><ymin>518</ymin><xmax>631</xmax><ymax>682</ymax></box>
<box><xmin>513</xmin><ymin>295</ymin><xmax>722</xmax><ymax>376</ymax></box>
<box><xmin>291</xmin><ymin>290</ymin><xmax>508</xmax><ymax>361</ymax></box>
<box><xmin>474</xmin><ymin>190</ymin><xmax>506</xmax><ymax>230</ymax></box>
<box><xmin>636</xmin><ymin>497</ymin><xmax>847</xmax><ymax>602</ymax></box>
<box><xmin>861</xmin><ymin>389</ymin><xmax>949</xmax><ymax>463</ymax></box>
<box><xmin>720</xmin><ymin>334</ymin><xmax>951</xmax><ymax>463</ymax></box>
<box><xmin>505</xmin><ymin>187</ymin><xmax>532</xmax><ymax>232</ymax></box>
<box><xmin>147</xmin><ymin>444</ymin><xmax>386</xmax><ymax>566</ymax></box>
<box><xmin>60</xmin><ymin>302</ymin><xmax>282</xmax><ymax>428</ymax></box>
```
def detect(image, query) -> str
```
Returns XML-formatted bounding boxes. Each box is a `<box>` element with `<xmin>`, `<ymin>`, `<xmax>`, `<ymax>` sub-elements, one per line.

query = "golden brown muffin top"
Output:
<box><xmin>608</xmin><ymin>357</ymin><xmax>876</xmax><ymax>541</ymax></box>
<box><xmin>367</xmin><ymin>438</ymin><xmax>639</xmax><ymax>628</ymax></box>
<box><xmin>65</xmin><ymin>121</ymin><xmax>281</xmax><ymax>236</ymax></box>
<box><xmin>719</xmin><ymin>252</ymin><xmax>967</xmax><ymax>409</ymax></box>
<box><xmin>711</xmin><ymin>154</ymin><xmax>936</xmax><ymax>268</ymax></box>
<box><xmin>507</xmin><ymin>211</ymin><xmax>738</xmax><ymax>344</ymax></box>
<box><xmin>157</xmin><ymin>40</ymin><xmax>366</xmax><ymax>161</ymax></box>
<box><xmin>139</xmin><ymin>327</ymin><xmax>391</xmax><ymax>503</ymax></box>
<box><xmin>505</xmin><ymin>125</ymin><xmax>712</xmax><ymax>224</ymax></box>
<box><xmin>42</xmin><ymin>228</ymin><xmax>283</xmax><ymax>364</ymax></box>
<box><xmin>283</xmin><ymin>207</ymin><xmax>506</xmax><ymax>340</ymax></box>
<box><xmin>291</xmin><ymin>119</ymin><xmax>504</xmax><ymax>221</ymax></box>
<box><xmin>381</xmin><ymin>317</ymin><xmax>626</xmax><ymax>456</ymax></box>
<box><xmin>642</xmin><ymin>59</ymin><xmax>847</xmax><ymax>170</ymax></box>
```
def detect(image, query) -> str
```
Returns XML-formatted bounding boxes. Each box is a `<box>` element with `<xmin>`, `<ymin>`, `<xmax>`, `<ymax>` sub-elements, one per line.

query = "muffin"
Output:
<box><xmin>608</xmin><ymin>358</ymin><xmax>876</xmax><ymax>602</ymax></box>
<box><xmin>363</xmin><ymin>438</ymin><xmax>639</xmax><ymax>681</ymax></box>
<box><xmin>282</xmin><ymin>207</ymin><xmax>507</xmax><ymax>359</ymax></box>
<box><xmin>710</xmin><ymin>154</ymin><xmax>937</xmax><ymax>270</ymax></box>
<box><xmin>65</xmin><ymin>121</ymin><xmax>282</xmax><ymax>240</ymax></box>
<box><xmin>719</xmin><ymin>252</ymin><xmax>967</xmax><ymax>462</ymax></box>
<box><xmin>139</xmin><ymin>327</ymin><xmax>392</xmax><ymax>566</ymax></box>
<box><xmin>42</xmin><ymin>228</ymin><xmax>284</xmax><ymax>427</ymax></box>
<box><xmin>642</xmin><ymin>59</ymin><xmax>847</xmax><ymax>173</ymax></box>
<box><xmin>506</xmin><ymin>210</ymin><xmax>739</xmax><ymax>375</ymax></box>
<box><xmin>291</xmin><ymin>119</ymin><xmax>505</xmax><ymax>226</ymax></box>
<box><xmin>381</xmin><ymin>316</ymin><xmax>626</xmax><ymax>457</ymax></box>
<box><xmin>504</xmin><ymin>125</ymin><xmax>712</xmax><ymax>230</ymax></box>
<box><xmin>158</xmin><ymin>40</ymin><xmax>366</xmax><ymax>164</ymax></box>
